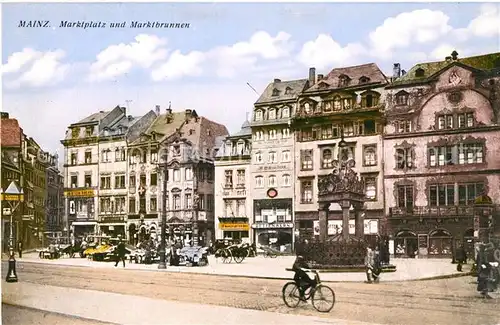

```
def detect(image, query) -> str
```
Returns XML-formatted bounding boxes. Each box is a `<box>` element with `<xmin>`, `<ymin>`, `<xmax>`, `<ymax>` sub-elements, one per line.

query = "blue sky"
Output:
<box><xmin>2</xmin><ymin>2</ymin><xmax>500</xmax><ymax>155</ymax></box>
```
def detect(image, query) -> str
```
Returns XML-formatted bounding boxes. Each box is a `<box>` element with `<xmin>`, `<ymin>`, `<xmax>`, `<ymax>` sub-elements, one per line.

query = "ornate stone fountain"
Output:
<box><xmin>296</xmin><ymin>138</ymin><xmax>385</xmax><ymax>270</ymax></box>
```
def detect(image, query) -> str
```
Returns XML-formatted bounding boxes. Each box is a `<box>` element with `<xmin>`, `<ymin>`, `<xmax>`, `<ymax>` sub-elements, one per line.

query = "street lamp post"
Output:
<box><xmin>1</xmin><ymin>181</ymin><xmax>25</xmax><ymax>283</ymax></box>
<box><xmin>158</xmin><ymin>145</ymin><xmax>168</xmax><ymax>269</ymax></box>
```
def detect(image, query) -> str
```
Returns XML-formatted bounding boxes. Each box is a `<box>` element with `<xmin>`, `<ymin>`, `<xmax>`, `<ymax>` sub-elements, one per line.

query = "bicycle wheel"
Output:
<box><xmin>234</xmin><ymin>253</ymin><xmax>245</xmax><ymax>264</ymax></box>
<box><xmin>312</xmin><ymin>285</ymin><xmax>335</xmax><ymax>313</ymax></box>
<box><xmin>282</xmin><ymin>282</ymin><xmax>301</xmax><ymax>308</ymax></box>
<box><xmin>222</xmin><ymin>249</ymin><xmax>232</xmax><ymax>264</ymax></box>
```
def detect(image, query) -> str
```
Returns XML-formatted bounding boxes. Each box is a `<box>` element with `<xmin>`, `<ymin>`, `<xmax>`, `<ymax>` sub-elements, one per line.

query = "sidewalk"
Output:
<box><xmin>2</xmin><ymin>282</ymin><xmax>380</xmax><ymax>325</ymax></box>
<box><xmin>17</xmin><ymin>253</ymin><xmax>471</xmax><ymax>282</ymax></box>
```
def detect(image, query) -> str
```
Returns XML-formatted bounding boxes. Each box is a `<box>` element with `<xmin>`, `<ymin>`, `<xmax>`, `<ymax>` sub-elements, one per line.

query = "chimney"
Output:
<box><xmin>128</xmin><ymin>115</ymin><xmax>133</xmax><ymax>121</ymax></box>
<box><xmin>393</xmin><ymin>63</ymin><xmax>401</xmax><ymax>78</ymax></box>
<box><xmin>451</xmin><ymin>50</ymin><xmax>459</xmax><ymax>61</ymax></box>
<box><xmin>274</xmin><ymin>78</ymin><xmax>281</xmax><ymax>83</ymax></box>
<box><xmin>155</xmin><ymin>105</ymin><xmax>160</xmax><ymax>115</ymax></box>
<box><xmin>401</xmin><ymin>70</ymin><xmax>407</xmax><ymax>76</ymax></box>
<box><xmin>309</xmin><ymin>67</ymin><xmax>316</xmax><ymax>85</ymax></box>
<box><xmin>185</xmin><ymin>109</ymin><xmax>192</xmax><ymax>119</ymax></box>
<box><xmin>317</xmin><ymin>74</ymin><xmax>324</xmax><ymax>81</ymax></box>
<box><xmin>445</xmin><ymin>56</ymin><xmax>452</xmax><ymax>62</ymax></box>
<box><xmin>1</xmin><ymin>112</ymin><xmax>9</xmax><ymax>119</ymax></box>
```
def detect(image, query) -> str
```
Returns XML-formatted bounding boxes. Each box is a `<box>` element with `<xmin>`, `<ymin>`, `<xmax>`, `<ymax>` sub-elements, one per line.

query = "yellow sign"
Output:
<box><xmin>219</xmin><ymin>223</ymin><xmax>250</xmax><ymax>231</ymax></box>
<box><xmin>0</xmin><ymin>194</ymin><xmax>24</xmax><ymax>202</ymax></box>
<box><xmin>64</xmin><ymin>189</ymin><xmax>95</xmax><ymax>198</ymax></box>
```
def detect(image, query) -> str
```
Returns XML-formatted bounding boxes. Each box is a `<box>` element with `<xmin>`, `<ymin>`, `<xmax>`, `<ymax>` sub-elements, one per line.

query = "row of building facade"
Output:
<box><xmin>1</xmin><ymin>112</ymin><xmax>64</xmax><ymax>250</ymax></box>
<box><xmin>59</xmin><ymin>50</ymin><xmax>500</xmax><ymax>258</ymax></box>
<box><xmin>214</xmin><ymin>51</ymin><xmax>500</xmax><ymax>257</ymax></box>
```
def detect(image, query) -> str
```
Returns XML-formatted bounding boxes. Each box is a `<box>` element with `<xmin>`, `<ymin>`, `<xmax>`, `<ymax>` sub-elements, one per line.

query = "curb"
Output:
<box><xmin>409</xmin><ymin>271</ymin><xmax>473</xmax><ymax>282</ymax></box>
<box><xmin>13</xmin><ymin>260</ymin><xmax>470</xmax><ymax>284</ymax></box>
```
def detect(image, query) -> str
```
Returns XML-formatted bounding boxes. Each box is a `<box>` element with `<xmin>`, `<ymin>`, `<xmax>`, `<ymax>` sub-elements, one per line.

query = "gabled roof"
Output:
<box><xmin>71</xmin><ymin>111</ymin><xmax>109</xmax><ymax>126</ymax></box>
<box><xmin>255</xmin><ymin>79</ymin><xmax>309</xmax><ymax>105</ymax></box>
<box><xmin>390</xmin><ymin>52</ymin><xmax>500</xmax><ymax>87</ymax></box>
<box><xmin>131</xmin><ymin>112</ymin><xmax>186</xmax><ymax>145</ymax></box>
<box><xmin>305</xmin><ymin>63</ymin><xmax>388</xmax><ymax>93</ymax></box>
<box><xmin>0</xmin><ymin>117</ymin><xmax>21</xmax><ymax>147</ymax></box>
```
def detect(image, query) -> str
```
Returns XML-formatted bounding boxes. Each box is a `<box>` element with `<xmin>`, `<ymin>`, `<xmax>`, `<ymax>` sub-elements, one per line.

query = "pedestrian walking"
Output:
<box><xmin>17</xmin><ymin>241</ymin><xmax>23</xmax><ymax>259</ymax></box>
<box><xmin>114</xmin><ymin>237</ymin><xmax>127</xmax><ymax>268</ymax></box>
<box><xmin>372</xmin><ymin>248</ymin><xmax>382</xmax><ymax>283</ymax></box>
<box><xmin>476</xmin><ymin>244</ymin><xmax>492</xmax><ymax>299</ymax></box>
<box><xmin>456</xmin><ymin>244</ymin><xmax>467</xmax><ymax>272</ymax></box>
<box><xmin>365</xmin><ymin>247</ymin><xmax>375</xmax><ymax>283</ymax></box>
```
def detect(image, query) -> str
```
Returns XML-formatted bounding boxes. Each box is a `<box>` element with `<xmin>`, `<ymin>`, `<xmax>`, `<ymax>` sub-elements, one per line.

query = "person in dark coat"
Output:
<box><xmin>455</xmin><ymin>244</ymin><xmax>467</xmax><ymax>272</ymax></box>
<box><xmin>17</xmin><ymin>241</ymin><xmax>23</xmax><ymax>258</ymax></box>
<box><xmin>114</xmin><ymin>239</ymin><xmax>127</xmax><ymax>268</ymax></box>
<box><xmin>476</xmin><ymin>244</ymin><xmax>492</xmax><ymax>299</ymax></box>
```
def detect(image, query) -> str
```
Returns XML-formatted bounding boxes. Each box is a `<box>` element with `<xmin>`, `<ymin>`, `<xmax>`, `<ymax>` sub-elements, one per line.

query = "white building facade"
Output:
<box><xmin>214</xmin><ymin>120</ymin><xmax>253</xmax><ymax>242</ymax></box>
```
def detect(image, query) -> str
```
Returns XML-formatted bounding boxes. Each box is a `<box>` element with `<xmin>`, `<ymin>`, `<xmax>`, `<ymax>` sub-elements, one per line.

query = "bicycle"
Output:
<box><xmin>282</xmin><ymin>268</ymin><xmax>335</xmax><ymax>313</ymax></box>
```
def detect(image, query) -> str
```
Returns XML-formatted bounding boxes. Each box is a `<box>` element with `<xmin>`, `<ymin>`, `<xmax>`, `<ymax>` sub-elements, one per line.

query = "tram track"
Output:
<box><xmin>11</xmin><ymin>262</ymin><xmax>498</xmax><ymax>322</ymax></box>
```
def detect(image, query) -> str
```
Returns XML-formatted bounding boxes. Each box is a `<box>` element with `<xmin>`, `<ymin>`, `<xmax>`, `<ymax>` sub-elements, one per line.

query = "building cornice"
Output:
<box><xmin>383</xmin><ymin>125</ymin><xmax>500</xmax><ymax>140</ymax></box>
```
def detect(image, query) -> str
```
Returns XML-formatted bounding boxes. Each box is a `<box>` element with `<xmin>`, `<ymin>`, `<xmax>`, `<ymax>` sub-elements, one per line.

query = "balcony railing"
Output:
<box><xmin>222</xmin><ymin>188</ymin><xmax>247</xmax><ymax>198</ymax></box>
<box><xmin>390</xmin><ymin>205</ymin><xmax>500</xmax><ymax>217</ymax></box>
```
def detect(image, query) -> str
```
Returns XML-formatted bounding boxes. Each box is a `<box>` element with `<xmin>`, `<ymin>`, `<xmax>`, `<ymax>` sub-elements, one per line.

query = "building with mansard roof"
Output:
<box><xmin>250</xmin><ymin>77</ymin><xmax>308</xmax><ymax>252</ymax></box>
<box><xmin>383</xmin><ymin>51</ymin><xmax>500</xmax><ymax>258</ymax></box>
<box><xmin>290</xmin><ymin>64</ymin><xmax>388</xmax><ymax>247</ymax></box>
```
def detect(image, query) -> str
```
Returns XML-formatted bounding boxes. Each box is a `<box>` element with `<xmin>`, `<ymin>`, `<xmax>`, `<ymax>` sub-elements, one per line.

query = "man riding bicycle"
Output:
<box><xmin>292</xmin><ymin>255</ymin><xmax>316</xmax><ymax>301</ymax></box>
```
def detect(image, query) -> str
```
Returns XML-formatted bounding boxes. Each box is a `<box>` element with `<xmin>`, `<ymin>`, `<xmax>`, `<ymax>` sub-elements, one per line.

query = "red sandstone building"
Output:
<box><xmin>383</xmin><ymin>51</ymin><xmax>500</xmax><ymax>258</ymax></box>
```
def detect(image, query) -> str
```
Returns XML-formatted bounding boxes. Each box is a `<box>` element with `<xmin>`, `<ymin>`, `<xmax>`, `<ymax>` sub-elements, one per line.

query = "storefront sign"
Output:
<box><xmin>252</xmin><ymin>222</ymin><xmax>294</xmax><ymax>229</ymax></box>
<box><xmin>1</xmin><ymin>194</ymin><xmax>24</xmax><ymax>201</ymax></box>
<box><xmin>313</xmin><ymin>219</ymin><xmax>379</xmax><ymax>236</ymax></box>
<box><xmin>257</xmin><ymin>165</ymin><xmax>289</xmax><ymax>172</ymax></box>
<box><xmin>65</xmin><ymin>189</ymin><xmax>95</xmax><ymax>198</ymax></box>
<box><xmin>219</xmin><ymin>223</ymin><xmax>249</xmax><ymax>231</ymax></box>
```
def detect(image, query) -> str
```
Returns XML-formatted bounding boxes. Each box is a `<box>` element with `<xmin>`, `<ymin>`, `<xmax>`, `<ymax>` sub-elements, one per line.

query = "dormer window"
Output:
<box><xmin>282</xmin><ymin>107</ymin><xmax>290</xmax><ymax>118</ymax></box>
<box><xmin>359</xmin><ymin>76</ymin><xmax>370</xmax><ymax>84</ymax></box>
<box><xmin>272</xmin><ymin>88</ymin><xmax>280</xmax><ymax>96</ymax></box>
<box><xmin>395</xmin><ymin>91</ymin><xmax>409</xmax><ymax>106</ymax></box>
<box><xmin>303</xmin><ymin>102</ymin><xmax>312</xmax><ymax>115</ymax></box>
<box><xmin>284</xmin><ymin>87</ymin><xmax>292</xmax><ymax>95</ymax></box>
<box><xmin>338</xmin><ymin>74</ymin><xmax>350</xmax><ymax>87</ymax></box>
<box><xmin>415</xmin><ymin>68</ymin><xmax>425</xmax><ymax>77</ymax></box>
<box><xmin>117</xmin><ymin>126</ymin><xmax>123</xmax><ymax>134</ymax></box>
<box><xmin>85</xmin><ymin>126</ymin><xmax>94</xmax><ymax>137</ymax></box>
<box><xmin>255</xmin><ymin>110</ymin><xmax>263</xmax><ymax>121</ymax></box>
<box><xmin>103</xmin><ymin>128</ymin><xmax>109</xmax><ymax>136</ymax></box>
<box><xmin>268</xmin><ymin>108</ymin><xmax>276</xmax><ymax>120</ymax></box>
<box><xmin>151</xmin><ymin>132</ymin><xmax>156</xmax><ymax>141</ymax></box>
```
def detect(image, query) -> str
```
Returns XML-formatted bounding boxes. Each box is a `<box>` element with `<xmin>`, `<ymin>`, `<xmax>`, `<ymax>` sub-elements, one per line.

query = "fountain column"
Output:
<box><xmin>318</xmin><ymin>203</ymin><xmax>329</xmax><ymax>243</ymax></box>
<box><xmin>339</xmin><ymin>200</ymin><xmax>351</xmax><ymax>241</ymax></box>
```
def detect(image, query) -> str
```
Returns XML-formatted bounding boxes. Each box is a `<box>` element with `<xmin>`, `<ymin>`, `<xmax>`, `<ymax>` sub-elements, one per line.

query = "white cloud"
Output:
<box><xmin>466</xmin><ymin>3</ymin><xmax>500</xmax><ymax>38</ymax></box>
<box><xmin>151</xmin><ymin>50</ymin><xmax>205</xmax><ymax>81</ymax></box>
<box><xmin>149</xmin><ymin>30</ymin><xmax>293</xmax><ymax>80</ymax></box>
<box><xmin>430</xmin><ymin>44</ymin><xmax>464</xmax><ymax>61</ymax></box>
<box><xmin>89</xmin><ymin>34</ymin><xmax>168</xmax><ymax>81</ymax></box>
<box><xmin>369</xmin><ymin>9</ymin><xmax>453</xmax><ymax>57</ymax></box>
<box><xmin>207</xmin><ymin>31</ymin><xmax>293</xmax><ymax>78</ymax></box>
<box><xmin>2</xmin><ymin>48</ymin><xmax>38</xmax><ymax>74</ymax></box>
<box><xmin>297</xmin><ymin>34</ymin><xmax>365</xmax><ymax>69</ymax></box>
<box><xmin>4</xmin><ymin>49</ymin><xmax>69</xmax><ymax>89</ymax></box>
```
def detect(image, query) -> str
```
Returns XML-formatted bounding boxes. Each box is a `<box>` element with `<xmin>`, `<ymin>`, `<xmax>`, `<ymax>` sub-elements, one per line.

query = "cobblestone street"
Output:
<box><xmin>3</xmin><ymin>261</ymin><xmax>499</xmax><ymax>325</ymax></box>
